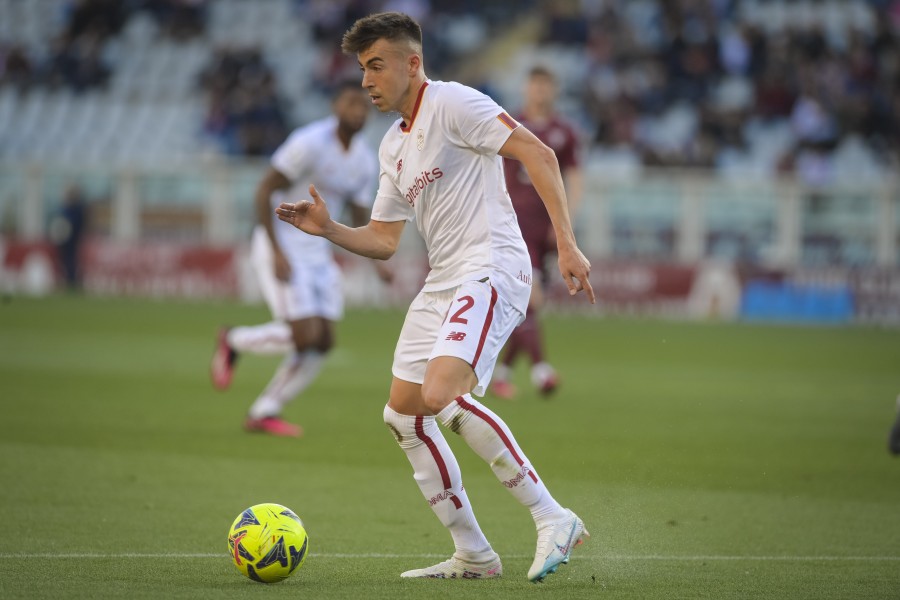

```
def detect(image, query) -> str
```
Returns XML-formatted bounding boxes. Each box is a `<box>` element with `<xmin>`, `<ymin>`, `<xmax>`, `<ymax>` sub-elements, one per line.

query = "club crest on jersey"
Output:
<box><xmin>396</xmin><ymin>159</ymin><xmax>403</xmax><ymax>173</ymax></box>
<box><xmin>416</xmin><ymin>129</ymin><xmax>425</xmax><ymax>151</ymax></box>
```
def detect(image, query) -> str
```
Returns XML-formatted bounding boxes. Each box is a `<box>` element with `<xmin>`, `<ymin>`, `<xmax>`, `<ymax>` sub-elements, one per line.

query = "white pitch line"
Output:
<box><xmin>0</xmin><ymin>553</ymin><xmax>898</xmax><ymax>562</ymax></box>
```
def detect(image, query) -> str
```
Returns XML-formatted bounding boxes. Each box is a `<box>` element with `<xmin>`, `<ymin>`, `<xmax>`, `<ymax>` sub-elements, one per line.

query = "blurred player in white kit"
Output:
<box><xmin>210</xmin><ymin>80</ymin><xmax>391</xmax><ymax>437</ymax></box>
<box><xmin>274</xmin><ymin>12</ymin><xmax>594</xmax><ymax>582</ymax></box>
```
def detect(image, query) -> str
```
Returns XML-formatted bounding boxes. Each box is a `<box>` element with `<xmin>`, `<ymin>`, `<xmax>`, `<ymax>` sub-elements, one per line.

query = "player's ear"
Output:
<box><xmin>407</xmin><ymin>53</ymin><xmax>421</xmax><ymax>75</ymax></box>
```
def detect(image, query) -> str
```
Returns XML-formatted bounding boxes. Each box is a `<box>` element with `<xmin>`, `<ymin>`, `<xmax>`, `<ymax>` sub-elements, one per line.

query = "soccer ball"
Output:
<box><xmin>227</xmin><ymin>503</ymin><xmax>309</xmax><ymax>583</ymax></box>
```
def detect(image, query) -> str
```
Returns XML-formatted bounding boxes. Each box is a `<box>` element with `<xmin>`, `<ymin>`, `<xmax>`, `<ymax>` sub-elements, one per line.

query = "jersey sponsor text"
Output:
<box><xmin>405</xmin><ymin>167</ymin><xmax>443</xmax><ymax>207</ymax></box>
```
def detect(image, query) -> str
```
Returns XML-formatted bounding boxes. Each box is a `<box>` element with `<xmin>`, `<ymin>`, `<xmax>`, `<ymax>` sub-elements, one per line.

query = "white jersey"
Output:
<box><xmin>270</xmin><ymin>115</ymin><xmax>378</xmax><ymax>264</ymax></box>
<box><xmin>371</xmin><ymin>80</ymin><xmax>532</xmax><ymax>313</ymax></box>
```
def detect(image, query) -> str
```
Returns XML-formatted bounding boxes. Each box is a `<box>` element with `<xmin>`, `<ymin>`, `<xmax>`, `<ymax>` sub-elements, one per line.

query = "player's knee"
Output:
<box><xmin>314</xmin><ymin>334</ymin><xmax>333</xmax><ymax>354</ymax></box>
<box><xmin>289</xmin><ymin>325</ymin><xmax>312</xmax><ymax>351</ymax></box>
<box><xmin>383</xmin><ymin>404</ymin><xmax>414</xmax><ymax>449</ymax></box>
<box><xmin>289</xmin><ymin>319</ymin><xmax>332</xmax><ymax>353</ymax></box>
<box><xmin>420</xmin><ymin>381</ymin><xmax>454</xmax><ymax>415</ymax></box>
<box><xmin>383</xmin><ymin>403</ymin><xmax>398</xmax><ymax>429</ymax></box>
<box><xmin>291</xmin><ymin>335</ymin><xmax>313</xmax><ymax>353</ymax></box>
<box><xmin>315</xmin><ymin>320</ymin><xmax>335</xmax><ymax>353</ymax></box>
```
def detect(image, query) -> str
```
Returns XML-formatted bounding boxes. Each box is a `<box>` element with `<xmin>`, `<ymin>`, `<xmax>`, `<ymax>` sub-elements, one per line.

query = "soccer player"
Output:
<box><xmin>492</xmin><ymin>66</ymin><xmax>583</xmax><ymax>400</ymax></box>
<box><xmin>275</xmin><ymin>12</ymin><xmax>594</xmax><ymax>581</ymax></box>
<box><xmin>210</xmin><ymin>80</ymin><xmax>389</xmax><ymax>437</ymax></box>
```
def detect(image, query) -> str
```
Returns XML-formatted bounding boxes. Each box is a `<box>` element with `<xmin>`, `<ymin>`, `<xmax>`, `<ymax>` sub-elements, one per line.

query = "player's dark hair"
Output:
<box><xmin>341</xmin><ymin>12</ymin><xmax>423</xmax><ymax>55</ymax></box>
<box><xmin>529</xmin><ymin>66</ymin><xmax>556</xmax><ymax>81</ymax></box>
<box><xmin>332</xmin><ymin>78</ymin><xmax>363</xmax><ymax>101</ymax></box>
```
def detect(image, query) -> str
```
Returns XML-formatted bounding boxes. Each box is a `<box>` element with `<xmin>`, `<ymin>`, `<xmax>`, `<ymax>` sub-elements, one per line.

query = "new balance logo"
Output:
<box><xmin>445</xmin><ymin>332</ymin><xmax>466</xmax><ymax>341</ymax></box>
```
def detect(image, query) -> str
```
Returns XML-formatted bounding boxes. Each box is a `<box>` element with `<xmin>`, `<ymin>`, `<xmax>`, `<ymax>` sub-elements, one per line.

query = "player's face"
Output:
<box><xmin>333</xmin><ymin>88</ymin><xmax>370</xmax><ymax>134</ymax></box>
<box><xmin>358</xmin><ymin>39</ymin><xmax>416</xmax><ymax>114</ymax></box>
<box><xmin>525</xmin><ymin>74</ymin><xmax>557</xmax><ymax>110</ymax></box>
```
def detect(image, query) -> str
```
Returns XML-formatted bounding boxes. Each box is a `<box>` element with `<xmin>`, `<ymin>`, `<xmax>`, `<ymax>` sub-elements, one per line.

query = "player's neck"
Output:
<box><xmin>336</xmin><ymin>126</ymin><xmax>355</xmax><ymax>151</ymax></box>
<box><xmin>523</xmin><ymin>105</ymin><xmax>552</xmax><ymax>125</ymax></box>
<box><xmin>399</xmin><ymin>75</ymin><xmax>428</xmax><ymax>122</ymax></box>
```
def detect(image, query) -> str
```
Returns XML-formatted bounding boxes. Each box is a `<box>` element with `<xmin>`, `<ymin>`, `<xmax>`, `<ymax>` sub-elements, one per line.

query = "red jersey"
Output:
<box><xmin>503</xmin><ymin>114</ymin><xmax>581</xmax><ymax>225</ymax></box>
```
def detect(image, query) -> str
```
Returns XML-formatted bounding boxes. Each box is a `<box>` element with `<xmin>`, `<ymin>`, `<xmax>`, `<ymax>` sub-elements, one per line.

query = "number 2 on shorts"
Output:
<box><xmin>450</xmin><ymin>295</ymin><xmax>475</xmax><ymax>325</ymax></box>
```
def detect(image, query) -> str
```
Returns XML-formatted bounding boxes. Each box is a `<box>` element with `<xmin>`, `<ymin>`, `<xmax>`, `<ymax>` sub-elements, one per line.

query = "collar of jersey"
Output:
<box><xmin>400</xmin><ymin>81</ymin><xmax>429</xmax><ymax>133</ymax></box>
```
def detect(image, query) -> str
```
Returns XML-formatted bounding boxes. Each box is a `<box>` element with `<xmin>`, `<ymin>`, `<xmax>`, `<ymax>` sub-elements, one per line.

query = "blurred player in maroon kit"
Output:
<box><xmin>492</xmin><ymin>66</ymin><xmax>583</xmax><ymax>400</ymax></box>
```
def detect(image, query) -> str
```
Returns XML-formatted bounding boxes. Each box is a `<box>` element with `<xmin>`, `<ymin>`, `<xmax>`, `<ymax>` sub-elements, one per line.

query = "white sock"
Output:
<box><xmin>247</xmin><ymin>350</ymin><xmax>326</xmax><ymax>419</ymax></box>
<box><xmin>227</xmin><ymin>321</ymin><xmax>293</xmax><ymax>355</ymax></box>
<box><xmin>437</xmin><ymin>394</ymin><xmax>567</xmax><ymax>527</ymax></box>
<box><xmin>383</xmin><ymin>405</ymin><xmax>493</xmax><ymax>561</ymax></box>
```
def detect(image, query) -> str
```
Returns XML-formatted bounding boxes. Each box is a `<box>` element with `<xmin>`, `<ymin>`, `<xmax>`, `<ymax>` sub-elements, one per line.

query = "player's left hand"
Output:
<box><xmin>558</xmin><ymin>245</ymin><xmax>595</xmax><ymax>304</ymax></box>
<box><xmin>275</xmin><ymin>185</ymin><xmax>333</xmax><ymax>237</ymax></box>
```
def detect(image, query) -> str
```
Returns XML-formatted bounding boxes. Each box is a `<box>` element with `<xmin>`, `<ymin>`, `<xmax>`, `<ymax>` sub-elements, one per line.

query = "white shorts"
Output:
<box><xmin>392</xmin><ymin>279</ymin><xmax>525</xmax><ymax>396</ymax></box>
<box><xmin>251</xmin><ymin>226</ymin><xmax>344</xmax><ymax>322</ymax></box>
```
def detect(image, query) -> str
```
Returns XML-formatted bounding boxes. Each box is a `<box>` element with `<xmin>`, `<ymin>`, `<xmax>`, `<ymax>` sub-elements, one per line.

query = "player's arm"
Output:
<box><xmin>254</xmin><ymin>167</ymin><xmax>292</xmax><ymax>281</ymax></box>
<box><xmin>351</xmin><ymin>203</ymin><xmax>395</xmax><ymax>283</ymax></box>
<box><xmin>276</xmin><ymin>185</ymin><xmax>404</xmax><ymax>260</ymax></box>
<box><xmin>563</xmin><ymin>164</ymin><xmax>583</xmax><ymax>219</ymax></box>
<box><xmin>499</xmin><ymin>127</ymin><xmax>595</xmax><ymax>303</ymax></box>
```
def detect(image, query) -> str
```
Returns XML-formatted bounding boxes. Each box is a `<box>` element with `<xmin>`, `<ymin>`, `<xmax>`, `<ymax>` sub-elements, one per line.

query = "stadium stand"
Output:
<box><xmin>0</xmin><ymin>0</ymin><xmax>897</xmax><ymax>276</ymax></box>
<box><xmin>1</xmin><ymin>0</ymin><xmax>897</xmax><ymax>182</ymax></box>
<box><xmin>497</xmin><ymin>0</ymin><xmax>898</xmax><ymax>186</ymax></box>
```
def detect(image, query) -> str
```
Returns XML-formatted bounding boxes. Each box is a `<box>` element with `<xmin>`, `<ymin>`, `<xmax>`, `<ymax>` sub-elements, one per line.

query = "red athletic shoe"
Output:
<box><xmin>491</xmin><ymin>379</ymin><xmax>517</xmax><ymax>400</ymax></box>
<box><xmin>210</xmin><ymin>328</ymin><xmax>237</xmax><ymax>391</ymax></box>
<box><xmin>244</xmin><ymin>416</ymin><xmax>303</xmax><ymax>438</ymax></box>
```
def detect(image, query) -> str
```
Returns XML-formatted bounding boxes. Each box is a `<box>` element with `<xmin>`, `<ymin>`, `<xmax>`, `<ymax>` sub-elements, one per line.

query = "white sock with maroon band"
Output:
<box><xmin>247</xmin><ymin>350</ymin><xmax>326</xmax><ymax>419</ymax></box>
<box><xmin>383</xmin><ymin>405</ymin><xmax>494</xmax><ymax>561</ymax></box>
<box><xmin>227</xmin><ymin>321</ymin><xmax>293</xmax><ymax>355</ymax></box>
<box><xmin>437</xmin><ymin>394</ymin><xmax>568</xmax><ymax>527</ymax></box>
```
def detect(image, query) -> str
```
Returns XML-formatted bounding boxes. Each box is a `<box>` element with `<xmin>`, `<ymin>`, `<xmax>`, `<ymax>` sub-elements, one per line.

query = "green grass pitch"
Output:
<box><xmin>1</xmin><ymin>295</ymin><xmax>898</xmax><ymax>599</ymax></box>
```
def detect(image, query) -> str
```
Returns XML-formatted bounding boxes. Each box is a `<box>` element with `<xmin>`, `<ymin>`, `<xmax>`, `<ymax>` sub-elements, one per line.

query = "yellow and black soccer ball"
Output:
<box><xmin>227</xmin><ymin>503</ymin><xmax>309</xmax><ymax>583</ymax></box>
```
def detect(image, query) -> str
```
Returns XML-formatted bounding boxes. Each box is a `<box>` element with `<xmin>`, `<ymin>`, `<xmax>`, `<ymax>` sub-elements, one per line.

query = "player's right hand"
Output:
<box><xmin>558</xmin><ymin>244</ymin><xmax>596</xmax><ymax>304</ymax></box>
<box><xmin>275</xmin><ymin>184</ymin><xmax>333</xmax><ymax>237</ymax></box>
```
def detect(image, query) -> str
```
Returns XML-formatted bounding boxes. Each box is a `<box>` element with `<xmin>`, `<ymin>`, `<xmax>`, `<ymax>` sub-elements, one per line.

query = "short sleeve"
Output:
<box><xmin>440</xmin><ymin>83</ymin><xmax>519</xmax><ymax>156</ymax></box>
<box><xmin>270</xmin><ymin>129</ymin><xmax>314</xmax><ymax>181</ymax></box>
<box><xmin>370</xmin><ymin>171</ymin><xmax>413</xmax><ymax>222</ymax></box>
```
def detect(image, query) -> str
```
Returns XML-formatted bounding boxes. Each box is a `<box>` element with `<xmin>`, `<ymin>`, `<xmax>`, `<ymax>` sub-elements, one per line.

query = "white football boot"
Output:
<box><xmin>400</xmin><ymin>552</ymin><xmax>502</xmax><ymax>579</ymax></box>
<box><xmin>527</xmin><ymin>509</ymin><xmax>589</xmax><ymax>582</ymax></box>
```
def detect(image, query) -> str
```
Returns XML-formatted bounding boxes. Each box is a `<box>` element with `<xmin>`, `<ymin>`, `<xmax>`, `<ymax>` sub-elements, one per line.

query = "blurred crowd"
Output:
<box><xmin>298</xmin><ymin>0</ymin><xmax>529</xmax><ymax>87</ymax></box>
<box><xmin>0</xmin><ymin>0</ymin><xmax>207</xmax><ymax>92</ymax></box>
<box><xmin>198</xmin><ymin>46</ymin><xmax>288</xmax><ymax>156</ymax></box>
<box><xmin>550</xmin><ymin>0</ymin><xmax>900</xmax><ymax>181</ymax></box>
<box><xmin>196</xmin><ymin>0</ymin><xmax>526</xmax><ymax>155</ymax></box>
<box><xmin>2</xmin><ymin>0</ymin><xmax>898</xmax><ymax>174</ymax></box>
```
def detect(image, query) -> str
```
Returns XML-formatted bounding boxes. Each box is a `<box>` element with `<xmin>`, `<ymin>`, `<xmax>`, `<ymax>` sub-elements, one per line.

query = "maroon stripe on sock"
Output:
<box><xmin>472</xmin><ymin>287</ymin><xmax>498</xmax><ymax>369</ymax></box>
<box><xmin>455</xmin><ymin>396</ymin><xmax>539</xmax><ymax>483</ymax></box>
<box><xmin>415</xmin><ymin>416</ymin><xmax>462</xmax><ymax>509</ymax></box>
